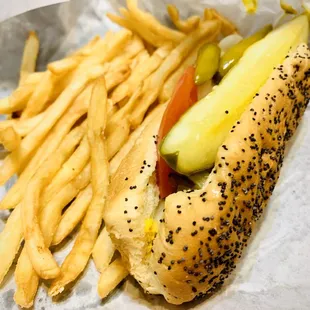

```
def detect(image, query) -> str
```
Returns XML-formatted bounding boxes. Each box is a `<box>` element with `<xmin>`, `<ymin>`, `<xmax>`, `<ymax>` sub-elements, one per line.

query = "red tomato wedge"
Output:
<box><xmin>157</xmin><ymin>66</ymin><xmax>198</xmax><ymax>199</ymax></box>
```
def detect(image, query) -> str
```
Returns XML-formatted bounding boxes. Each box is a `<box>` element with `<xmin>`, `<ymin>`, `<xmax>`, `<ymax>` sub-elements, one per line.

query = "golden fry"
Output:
<box><xmin>204</xmin><ymin>8</ymin><xmax>238</xmax><ymax>35</ymax></box>
<box><xmin>52</xmin><ymin>184</ymin><xmax>92</xmax><ymax>246</ymax></box>
<box><xmin>14</xmin><ymin>164</ymin><xmax>91</xmax><ymax>308</ymax></box>
<box><xmin>0</xmin><ymin>64</ymin><xmax>105</xmax><ymax>186</ymax></box>
<box><xmin>105</xmin><ymin>64</ymin><xmax>131</xmax><ymax>91</ymax></box>
<box><xmin>0</xmin><ymin>126</ymin><xmax>21</xmax><ymax>151</ymax></box>
<box><xmin>19</xmin><ymin>31</ymin><xmax>39</xmax><ymax>85</ymax></box>
<box><xmin>167</xmin><ymin>4</ymin><xmax>200</xmax><ymax>34</ymax></box>
<box><xmin>22</xmin><ymin>124</ymin><xmax>86</xmax><ymax>279</ymax></box>
<box><xmin>108</xmin><ymin>99</ymin><xmax>118</xmax><ymax>118</ymax></box>
<box><xmin>70</xmin><ymin>35</ymin><xmax>101</xmax><ymax>57</ymax></box>
<box><xmin>107</xmin><ymin>117</ymin><xmax>131</xmax><ymax>160</ymax></box>
<box><xmin>92</xmin><ymin>227</ymin><xmax>116</xmax><ymax>273</ymax></box>
<box><xmin>106</xmin><ymin>13</ymin><xmax>135</xmax><ymax>32</ymax></box>
<box><xmin>126</xmin><ymin>0</ymin><xmax>185</xmax><ymax>43</ymax></box>
<box><xmin>23</xmin><ymin>71</ymin><xmax>45</xmax><ymax>85</ymax></box>
<box><xmin>75</xmin><ymin>30</ymin><xmax>132</xmax><ymax>73</ymax></box>
<box><xmin>0</xmin><ymin>206</ymin><xmax>23</xmax><ymax>285</ymax></box>
<box><xmin>130</xmin><ymin>20</ymin><xmax>220</xmax><ymax>128</ymax></box>
<box><xmin>0</xmin><ymin>83</ymin><xmax>35</xmax><ymax>114</ymax></box>
<box><xmin>14</xmin><ymin>247</ymin><xmax>38</xmax><ymax>308</ymax></box>
<box><xmin>0</xmin><ymin>109</ymin><xmax>47</xmax><ymax>137</ymax></box>
<box><xmin>49</xmin><ymin>78</ymin><xmax>109</xmax><ymax>296</ymax></box>
<box><xmin>107</xmin><ymin>84</ymin><xmax>143</xmax><ymax>136</ymax></box>
<box><xmin>21</xmin><ymin>71</ymin><xmax>55</xmax><ymax>119</ymax></box>
<box><xmin>120</xmin><ymin>8</ymin><xmax>168</xmax><ymax>48</ymax></box>
<box><xmin>108</xmin><ymin>12</ymin><xmax>163</xmax><ymax>48</ymax></box>
<box><xmin>98</xmin><ymin>258</ymin><xmax>128</xmax><ymax>298</ymax></box>
<box><xmin>48</xmin><ymin>57</ymin><xmax>80</xmax><ymax>75</ymax></box>
<box><xmin>0</xmin><ymin>88</ymin><xmax>90</xmax><ymax>211</ymax></box>
<box><xmin>129</xmin><ymin>50</ymin><xmax>149</xmax><ymax>71</ymax></box>
<box><xmin>0</xmin><ymin>126</ymin><xmax>85</xmax><ymax>288</ymax></box>
<box><xmin>120</xmin><ymin>35</ymin><xmax>145</xmax><ymax>59</ymax></box>
<box><xmin>111</xmin><ymin>44</ymin><xmax>172</xmax><ymax>105</ymax></box>
<box><xmin>41</xmin><ymin>135</ymin><xmax>90</xmax><ymax>204</ymax></box>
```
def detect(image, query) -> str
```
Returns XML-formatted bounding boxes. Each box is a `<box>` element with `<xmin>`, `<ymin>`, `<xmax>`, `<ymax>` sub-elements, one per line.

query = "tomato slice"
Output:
<box><xmin>157</xmin><ymin>66</ymin><xmax>198</xmax><ymax>199</ymax></box>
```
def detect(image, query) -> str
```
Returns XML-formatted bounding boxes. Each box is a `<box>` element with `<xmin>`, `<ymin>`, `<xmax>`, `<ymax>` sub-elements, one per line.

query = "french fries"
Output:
<box><xmin>0</xmin><ymin>126</ymin><xmax>85</xmax><ymax>286</ymax></box>
<box><xmin>0</xmin><ymin>109</ymin><xmax>47</xmax><ymax>137</ymax></box>
<box><xmin>92</xmin><ymin>227</ymin><xmax>116</xmax><ymax>273</ymax></box>
<box><xmin>70</xmin><ymin>35</ymin><xmax>101</xmax><ymax>57</ymax></box>
<box><xmin>0</xmin><ymin>206</ymin><xmax>23</xmax><ymax>285</ymax></box>
<box><xmin>15</xmin><ymin>164</ymin><xmax>91</xmax><ymax>308</ymax></box>
<box><xmin>0</xmin><ymin>65</ymin><xmax>105</xmax><ymax>186</ymax></box>
<box><xmin>167</xmin><ymin>4</ymin><xmax>200</xmax><ymax>34</ymax></box>
<box><xmin>74</xmin><ymin>30</ymin><xmax>132</xmax><ymax>74</ymax></box>
<box><xmin>19</xmin><ymin>31</ymin><xmax>40</xmax><ymax>85</ymax></box>
<box><xmin>130</xmin><ymin>49</ymin><xmax>149</xmax><ymax>71</ymax></box>
<box><xmin>49</xmin><ymin>78</ymin><xmax>109</xmax><ymax>296</ymax></box>
<box><xmin>105</xmin><ymin>64</ymin><xmax>131</xmax><ymax>91</ymax></box>
<box><xmin>41</xmin><ymin>136</ymin><xmax>90</xmax><ymax>204</ymax></box>
<box><xmin>126</xmin><ymin>0</ymin><xmax>185</xmax><ymax>43</ymax></box>
<box><xmin>52</xmin><ymin>184</ymin><xmax>93</xmax><ymax>246</ymax></box>
<box><xmin>204</xmin><ymin>8</ymin><xmax>238</xmax><ymax>36</ymax></box>
<box><xmin>98</xmin><ymin>258</ymin><xmax>129</xmax><ymax>298</ymax></box>
<box><xmin>21</xmin><ymin>124</ymin><xmax>86</xmax><ymax>280</ymax></box>
<box><xmin>21</xmin><ymin>71</ymin><xmax>55</xmax><ymax>119</ymax></box>
<box><xmin>0</xmin><ymin>87</ymin><xmax>90</xmax><ymax>210</ymax></box>
<box><xmin>48</xmin><ymin>57</ymin><xmax>80</xmax><ymax>75</ymax></box>
<box><xmin>0</xmin><ymin>126</ymin><xmax>21</xmax><ymax>151</ymax></box>
<box><xmin>0</xmin><ymin>2</ymin><xmax>230</xmax><ymax>306</ymax></box>
<box><xmin>0</xmin><ymin>83</ymin><xmax>35</xmax><ymax>114</ymax></box>
<box><xmin>107</xmin><ymin>12</ymin><xmax>166</xmax><ymax>48</ymax></box>
<box><xmin>107</xmin><ymin>116</ymin><xmax>131</xmax><ymax>160</ymax></box>
<box><xmin>111</xmin><ymin>44</ymin><xmax>173</xmax><ymax>105</ymax></box>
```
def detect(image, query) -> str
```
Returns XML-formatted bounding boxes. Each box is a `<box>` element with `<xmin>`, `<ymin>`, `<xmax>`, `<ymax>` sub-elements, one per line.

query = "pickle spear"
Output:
<box><xmin>219</xmin><ymin>24</ymin><xmax>272</xmax><ymax>77</ymax></box>
<box><xmin>160</xmin><ymin>16</ymin><xmax>308</xmax><ymax>175</ymax></box>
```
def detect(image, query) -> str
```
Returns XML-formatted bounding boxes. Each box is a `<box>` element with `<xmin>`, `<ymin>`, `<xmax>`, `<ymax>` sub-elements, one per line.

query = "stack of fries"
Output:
<box><xmin>0</xmin><ymin>0</ymin><xmax>236</xmax><ymax>307</ymax></box>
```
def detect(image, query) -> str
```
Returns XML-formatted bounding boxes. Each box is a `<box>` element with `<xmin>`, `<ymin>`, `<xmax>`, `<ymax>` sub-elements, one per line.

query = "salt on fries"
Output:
<box><xmin>0</xmin><ymin>1</ymin><xmax>233</xmax><ymax>307</ymax></box>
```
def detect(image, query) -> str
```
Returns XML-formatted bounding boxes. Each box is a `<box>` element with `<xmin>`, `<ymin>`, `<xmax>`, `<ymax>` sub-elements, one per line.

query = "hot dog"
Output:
<box><xmin>104</xmin><ymin>20</ymin><xmax>310</xmax><ymax>305</ymax></box>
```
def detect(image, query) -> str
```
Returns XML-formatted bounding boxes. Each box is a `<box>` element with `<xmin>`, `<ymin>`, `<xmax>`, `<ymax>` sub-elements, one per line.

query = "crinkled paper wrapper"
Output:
<box><xmin>0</xmin><ymin>0</ymin><xmax>310</xmax><ymax>309</ymax></box>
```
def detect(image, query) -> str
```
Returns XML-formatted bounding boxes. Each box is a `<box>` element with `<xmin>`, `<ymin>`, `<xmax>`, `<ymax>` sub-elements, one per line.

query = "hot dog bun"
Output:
<box><xmin>104</xmin><ymin>44</ymin><xmax>310</xmax><ymax>304</ymax></box>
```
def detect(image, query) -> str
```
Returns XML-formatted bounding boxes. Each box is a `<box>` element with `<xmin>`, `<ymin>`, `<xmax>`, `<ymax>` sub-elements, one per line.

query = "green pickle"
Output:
<box><xmin>160</xmin><ymin>16</ymin><xmax>308</xmax><ymax>175</ymax></box>
<box><xmin>195</xmin><ymin>43</ymin><xmax>221</xmax><ymax>85</ymax></box>
<box><xmin>219</xmin><ymin>24</ymin><xmax>272</xmax><ymax>77</ymax></box>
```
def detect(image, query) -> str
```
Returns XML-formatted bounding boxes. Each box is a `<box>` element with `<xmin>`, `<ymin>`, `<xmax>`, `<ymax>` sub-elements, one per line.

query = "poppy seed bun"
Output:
<box><xmin>104</xmin><ymin>44</ymin><xmax>310</xmax><ymax>305</ymax></box>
